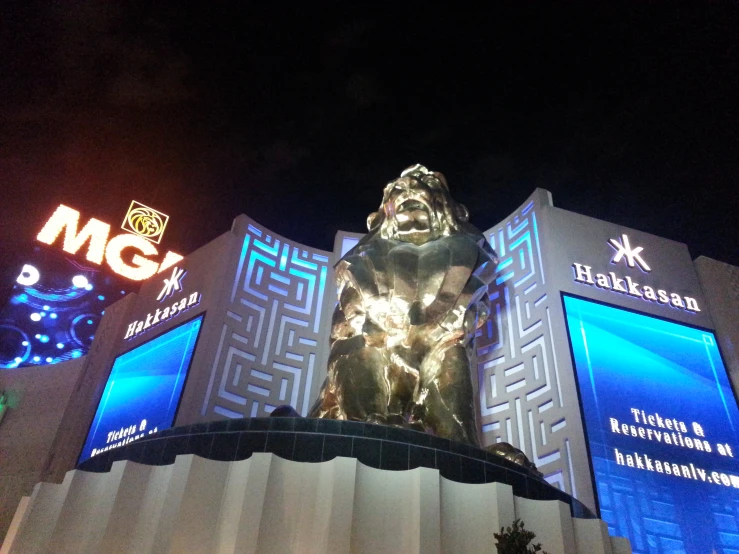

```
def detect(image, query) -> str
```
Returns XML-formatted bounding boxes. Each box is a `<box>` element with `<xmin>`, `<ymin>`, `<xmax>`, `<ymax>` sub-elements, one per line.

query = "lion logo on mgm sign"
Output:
<box><xmin>122</xmin><ymin>201</ymin><xmax>170</xmax><ymax>244</ymax></box>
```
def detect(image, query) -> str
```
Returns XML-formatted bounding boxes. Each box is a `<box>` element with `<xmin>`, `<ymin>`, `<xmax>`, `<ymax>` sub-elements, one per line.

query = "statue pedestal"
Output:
<box><xmin>4</xmin><ymin>418</ymin><xmax>632</xmax><ymax>553</ymax></box>
<box><xmin>80</xmin><ymin>417</ymin><xmax>593</xmax><ymax>519</ymax></box>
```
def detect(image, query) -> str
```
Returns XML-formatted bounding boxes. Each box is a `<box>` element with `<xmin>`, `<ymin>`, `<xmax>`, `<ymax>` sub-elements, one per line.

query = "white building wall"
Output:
<box><xmin>4</xmin><ymin>454</ymin><xmax>630</xmax><ymax>554</ymax></box>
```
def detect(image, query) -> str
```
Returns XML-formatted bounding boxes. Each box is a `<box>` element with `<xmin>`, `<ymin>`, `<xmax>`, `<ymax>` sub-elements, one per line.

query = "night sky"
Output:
<box><xmin>2</xmin><ymin>2</ymin><xmax>738</xmax><ymax>292</ymax></box>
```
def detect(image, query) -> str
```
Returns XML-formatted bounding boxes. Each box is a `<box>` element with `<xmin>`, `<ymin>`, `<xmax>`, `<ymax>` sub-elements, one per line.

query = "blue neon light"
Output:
<box><xmin>78</xmin><ymin>315</ymin><xmax>203</xmax><ymax>463</ymax></box>
<box><xmin>563</xmin><ymin>295</ymin><xmax>739</xmax><ymax>554</ymax></box>
<box><xmin>0</xmin><ymin>246</ymin><xmax>135</xmax><ymax>369</ymax></box>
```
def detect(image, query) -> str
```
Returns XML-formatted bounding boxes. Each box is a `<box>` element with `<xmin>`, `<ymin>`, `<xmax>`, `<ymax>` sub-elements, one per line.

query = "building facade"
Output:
<box><xmin>1</xmin><ymin>188</ymin><xmax>738</xmax><ymax>553</ymax></box>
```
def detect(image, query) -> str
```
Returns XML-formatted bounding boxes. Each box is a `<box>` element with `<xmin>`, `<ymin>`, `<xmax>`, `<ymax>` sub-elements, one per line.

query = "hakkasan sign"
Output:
<box><xmin>36</xmin><ymin>203</ymin><xmax>182</xmax><ymax>281</ymax></box>
<box><xmin>572</xmin><ymin>233</ymin><xmax>701</xmax><ymax>314</ymax></box>
<box><xmin>563</xmin><ymin>294</ymin><xmax>739</xmax><ymax>554</ymax></box>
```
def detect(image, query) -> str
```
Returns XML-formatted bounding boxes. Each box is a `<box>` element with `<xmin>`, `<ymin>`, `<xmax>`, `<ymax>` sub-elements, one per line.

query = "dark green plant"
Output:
<box><xmin>494</xmin><ymin>519</ymin><xmax>550</xmax><ymax>554</ymax></box>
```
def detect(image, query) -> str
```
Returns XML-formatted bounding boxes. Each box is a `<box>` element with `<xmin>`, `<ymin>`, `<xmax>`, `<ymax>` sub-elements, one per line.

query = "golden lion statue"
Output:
<box><xmin>310</xmin><ymin>164</ymin><xmax>497</xmax><ymax>446</ymax></box>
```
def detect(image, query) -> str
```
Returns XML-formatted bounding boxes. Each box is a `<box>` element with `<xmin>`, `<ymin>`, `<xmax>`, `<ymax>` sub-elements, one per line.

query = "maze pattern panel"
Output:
<box><xmin>202</xmin><ymin>219</ymin><xmax>330</xmax><ymax>419</ymax></box>
<box><xmin>478</xmin><ymin>195</ymin><xmax>577</xmax><ymax>494</ymax></box>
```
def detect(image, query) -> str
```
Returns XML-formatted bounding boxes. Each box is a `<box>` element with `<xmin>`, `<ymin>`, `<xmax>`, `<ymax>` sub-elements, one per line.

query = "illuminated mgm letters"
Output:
<box><xmin>37</xmin><ymin>204</ymin><xmax>183</xmax><ymax>281</ymax></box>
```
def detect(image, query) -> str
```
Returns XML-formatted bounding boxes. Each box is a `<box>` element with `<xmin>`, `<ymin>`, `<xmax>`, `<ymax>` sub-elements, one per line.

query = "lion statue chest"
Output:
<box><xmin>340</xmin><ymin>233</ymin><xmax>490</xmax><ymax>352</ymax></box>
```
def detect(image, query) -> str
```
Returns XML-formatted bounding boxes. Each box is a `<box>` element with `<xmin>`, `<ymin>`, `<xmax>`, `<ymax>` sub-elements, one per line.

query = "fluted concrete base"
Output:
<box><xmin>3</xmin><ymin>453</ymin><xmax>631</xmax><ymax>554</ymax></box>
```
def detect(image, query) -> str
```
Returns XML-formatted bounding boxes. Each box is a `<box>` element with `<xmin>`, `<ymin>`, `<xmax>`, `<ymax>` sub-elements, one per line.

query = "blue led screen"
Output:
<box><xmin>0</xmin><ymin>245</ymin><xmax>135</xmax><ymax>369</ymax></box>
<box><xmin>79</xmin><ymin>315</ymin><xmax>203</xmax><ymax>463</ymax></box>
<box><xmin>563</xmin><ymin>295</ymin><xmax>739</xmax><ymax>554</ymax></box>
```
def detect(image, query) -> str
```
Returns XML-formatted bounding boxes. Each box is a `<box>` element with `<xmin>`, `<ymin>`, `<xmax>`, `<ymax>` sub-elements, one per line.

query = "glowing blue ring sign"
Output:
<box><xmin>563</xmin><ymin>294</ymin><xmax>739</xmax><ymax>554</ymax></box>
<box><xmin>79</xmin><ymin>314</ymin><xmax>204</xmax><ymax>463</ymax></box>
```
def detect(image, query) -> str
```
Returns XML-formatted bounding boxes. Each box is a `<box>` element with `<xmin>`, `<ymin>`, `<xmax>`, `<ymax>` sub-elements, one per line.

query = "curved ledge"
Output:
<box><xmin>77</xmin><ymin>417</ymin><xmax>594</xmax><ymax>519</ymax></box>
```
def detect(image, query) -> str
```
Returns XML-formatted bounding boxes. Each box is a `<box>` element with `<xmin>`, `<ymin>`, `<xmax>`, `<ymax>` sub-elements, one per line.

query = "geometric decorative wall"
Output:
<box><xmin>200</xmin><ymin>217</ymin><xmax>331</xmax><ymax>419</ymax></box>
<box><xmin>477</xmin><ymin>190</ymin><xmax>579</xmax><ymax>496</ymax></box>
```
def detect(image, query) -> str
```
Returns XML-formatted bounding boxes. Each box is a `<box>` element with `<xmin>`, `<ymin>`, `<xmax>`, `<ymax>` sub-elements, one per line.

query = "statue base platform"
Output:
<box><xmin>4</xmin><ymin>418</ymin><xmax>635</xmax><ymax>553</ymax></box>
<box><xmin>78</xmin><ymin>417</ymin><xmax>594</xmax><ymax>519</ymax></box>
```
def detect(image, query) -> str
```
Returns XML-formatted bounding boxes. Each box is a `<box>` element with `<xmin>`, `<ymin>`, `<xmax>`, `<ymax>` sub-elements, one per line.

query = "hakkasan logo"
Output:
<box><xmin>122</xmin><ymin>201</ymin><xmax>169</xmax><ymax>244</ymax></box>
<box><xmin>573</xmin><ymin>233</ymin><xmax>701</xmax><ymax>314</ymax></box>
<box><xmin>124</xmin><ymin>267</ymin><xmax>201</xmax><ymax>340</ymax></box>
<box><xmin>608</xmin><ymin>234</ymin><xmax>650</xmax><ymax>272</ymax></box>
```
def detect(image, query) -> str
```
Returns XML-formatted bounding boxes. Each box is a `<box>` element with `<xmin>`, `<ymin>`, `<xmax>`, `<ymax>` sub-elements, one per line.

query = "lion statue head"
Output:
<box><xmin>366</xmin><ymin>164</ymin><xmax>476</xmax><ymax>246</ymax></box>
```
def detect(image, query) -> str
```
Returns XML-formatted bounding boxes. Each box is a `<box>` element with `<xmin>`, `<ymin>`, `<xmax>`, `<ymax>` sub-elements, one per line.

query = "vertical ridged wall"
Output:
<box><xmin>4</xmin><ymin>453</ymin><xmax>631</xmax><ymax>554</ymax></box>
